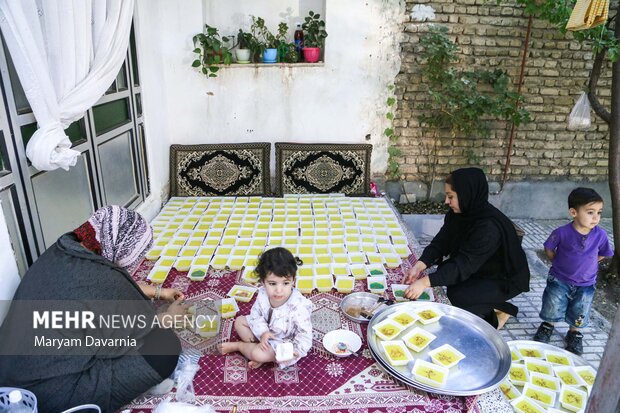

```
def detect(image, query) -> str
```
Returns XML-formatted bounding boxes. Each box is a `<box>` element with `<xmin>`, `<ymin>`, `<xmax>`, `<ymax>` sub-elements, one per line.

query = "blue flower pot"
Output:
<box><xmin>263</xmin><ymin>48</ymin><xmax>277</xmax><ymax>63</ymax></box>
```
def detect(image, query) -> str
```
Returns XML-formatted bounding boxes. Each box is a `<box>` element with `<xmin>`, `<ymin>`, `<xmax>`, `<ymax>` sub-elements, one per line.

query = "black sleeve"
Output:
<box><xmin>418</xmin><ymin>217</ymin><xmax>453</xmax><ymax>267</ymax></box>
<box><xmin>428</xmin><ymin>220</ymin><xmax>501</xmax><ymax>287</ymax></box>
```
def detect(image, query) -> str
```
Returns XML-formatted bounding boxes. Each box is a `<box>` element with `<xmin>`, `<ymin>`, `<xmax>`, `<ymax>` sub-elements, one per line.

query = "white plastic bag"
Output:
<box><xmin>153</xmin><ymin>398</ymin><xmax>215</xmax><ymax>413</ymax></box>
<box><xmin>568</xmin><ymin>92</ymin><xmax>592</xmax><ymax>130</ymax></box>
<box><xmin>175</xmin><ymin>360</ymin><xmax>200</xmax><ymax>403</ymax></box>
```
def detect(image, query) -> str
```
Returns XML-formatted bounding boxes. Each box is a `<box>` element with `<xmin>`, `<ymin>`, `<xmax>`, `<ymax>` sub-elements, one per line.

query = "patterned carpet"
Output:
<box><xmin>122</xmin><ymin>257</ymin><xmax>485</xmax><ymax>413</ymax></box>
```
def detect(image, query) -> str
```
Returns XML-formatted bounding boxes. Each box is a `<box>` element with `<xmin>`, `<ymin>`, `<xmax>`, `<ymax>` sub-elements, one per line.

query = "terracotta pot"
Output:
<box><xmin>303</xmin><ymin>47</ymin><xmax>321</xmax><ymax>63</ymax></box>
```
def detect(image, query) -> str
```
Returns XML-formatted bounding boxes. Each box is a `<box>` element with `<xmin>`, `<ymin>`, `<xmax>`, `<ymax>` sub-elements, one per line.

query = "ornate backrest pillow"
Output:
<box><xmin>169</xmin><ymin>143</ymin><xmax>271</xmax><ymax>196</ymax></box>
<box><xmin>275</xmin><ymin>143</ymin><xmax>372</xmax><ymax>196</ymax></box>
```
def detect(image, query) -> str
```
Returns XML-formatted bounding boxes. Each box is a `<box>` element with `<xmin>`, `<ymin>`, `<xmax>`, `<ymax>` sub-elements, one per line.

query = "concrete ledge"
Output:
<box><xmin>374</xmin><ymin>176</ymin><xmax>612</xmax><ymax>219</ymax></box>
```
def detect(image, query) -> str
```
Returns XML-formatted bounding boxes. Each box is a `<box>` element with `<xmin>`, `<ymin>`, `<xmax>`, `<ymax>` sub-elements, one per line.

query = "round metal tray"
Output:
<box><xmin>367</xmin><ymin>301</ymin><xmax>511</xmax><ymax>396</ymax></box>
<box><xmin>340</xmin><ymin>292</ymin><xmax>386</xmax><ymax>323</ymax></box>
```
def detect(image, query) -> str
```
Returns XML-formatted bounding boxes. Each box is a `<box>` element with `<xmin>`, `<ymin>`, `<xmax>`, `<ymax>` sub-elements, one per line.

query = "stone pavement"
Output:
<box><xmin>402</xmin><ymin>215</ymin><xmax>613</xmax><ymax>369</ymax></box>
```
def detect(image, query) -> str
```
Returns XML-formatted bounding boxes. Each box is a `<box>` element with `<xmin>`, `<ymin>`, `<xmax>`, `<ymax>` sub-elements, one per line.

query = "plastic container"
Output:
<box><xmin>0</xmin><ymin>389</ymin><xmax>37</xmax><ymax>413</ymax></box>
<box><xmin>412</xmin><ymin>359</ymin><xmax>449</xmax><ymax>388</ymax></box>
<box><xmin>401</xmin><ymin>327</ymin><xmax>436</xmax><ymax>352</ymax></box>
<box><xmin>428</xmin><ymin>344</ymin><xmax>466</xmax><ymax>369</ymax></box>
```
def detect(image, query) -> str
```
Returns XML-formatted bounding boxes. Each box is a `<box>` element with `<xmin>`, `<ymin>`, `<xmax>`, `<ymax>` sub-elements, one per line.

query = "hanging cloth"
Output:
<box><xmin>566</xmin><ymin>0</ymin><xmax>609</xmax><ymax>31</ymax></box>
<box><xmin>0</xmin><ymin>0</ymin><xmax>135</xmax><ymax>171</ymax></box>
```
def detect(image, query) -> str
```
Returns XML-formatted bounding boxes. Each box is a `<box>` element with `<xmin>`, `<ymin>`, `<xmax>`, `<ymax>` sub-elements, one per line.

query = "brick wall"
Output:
<box><xmin>395</xmin><ymin>0</ymin><xmax>612</xmax><ymax>184</ymax></box>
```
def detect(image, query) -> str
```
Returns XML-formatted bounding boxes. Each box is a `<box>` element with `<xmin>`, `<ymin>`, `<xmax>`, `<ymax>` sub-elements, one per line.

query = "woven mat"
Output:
<box><xmin>122</xmin><ymin>254</ymin><xmax>482</xmax><ymax>413</ymax></box>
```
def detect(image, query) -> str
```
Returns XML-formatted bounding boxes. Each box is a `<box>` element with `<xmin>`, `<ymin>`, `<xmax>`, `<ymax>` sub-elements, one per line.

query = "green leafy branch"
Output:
<box><xmin>192</xmin><ymin>24</ymin><xmax>233</xmax><ymax>78</ymax></box>
<box><xmin>419</xmin><ymin>25</ymin><xmax>530</xmax><ymax>139</ymax></box>
<box><xmin>385</xmin><ymin>84</ymin><xmax>402</xmax><ymax>180</ymax></box>
<box><xmin>511</xmin><ymin>0</ymin><xmax>619</xmax><ymax>61</ymax></box>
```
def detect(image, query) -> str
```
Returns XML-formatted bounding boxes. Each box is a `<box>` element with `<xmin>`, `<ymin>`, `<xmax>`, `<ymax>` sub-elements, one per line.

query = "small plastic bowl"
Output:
<box><xmin>322</xmin><ymin>329</ymin><xmax>362</xmax><ymax>357</ymax></box>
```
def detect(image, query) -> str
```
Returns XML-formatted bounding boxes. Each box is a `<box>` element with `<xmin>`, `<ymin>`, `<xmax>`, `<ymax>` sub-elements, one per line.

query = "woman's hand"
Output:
<box><xmin>139</xmin><ymin>284</ymin><xmax>185</xmax><ymax>302</ymax></box>
<box><xmin>403</xmin><ymin>260</ymin><xmax>428</xmax><ymax>284</ymax></box>
<box><xmin>167</xmin><ymin>298</ymin><xmax>191</xmax><ymax>317</ymax></box>
<box><xmin>157</xmin><ymin>299</ymin><xmax>191</xmax><ymax>328</ymax></box>
<box><xmin>160</xmin><ymin>288</ymin><xmax>185</xmax><ymax>302</ymax></box>
<box><xmin>404</xmin><ymin>276</ymin><xmax>431</xmax><ymax>300</ymax></box>
<box><xmin>260</xmin><ymin>331</ymin><xmax>275</xmax><ymax>351</ymax></box>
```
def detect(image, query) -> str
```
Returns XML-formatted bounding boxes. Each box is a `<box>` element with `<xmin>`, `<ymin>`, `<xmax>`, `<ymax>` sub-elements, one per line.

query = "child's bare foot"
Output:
<box><xmin>495</xmin><ymin>310</ymin><xmax>511</xmax><ymax>330</ymax></box>
<box><xmin>248</xmin><ymin>360</ymin><xmax>264</xmax><ymax>369</ymax></box>
<box><xmin>219</xmin><ymin>342</ymin><xmax>238</xmax><ymax>354</ymax></box>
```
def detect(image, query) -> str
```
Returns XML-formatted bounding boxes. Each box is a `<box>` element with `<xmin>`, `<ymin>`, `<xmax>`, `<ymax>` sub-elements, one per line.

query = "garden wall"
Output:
<box><xmin>394</xmin><ymin>0</ymin><xmax>612</xmax><ymax>186</ymax></box>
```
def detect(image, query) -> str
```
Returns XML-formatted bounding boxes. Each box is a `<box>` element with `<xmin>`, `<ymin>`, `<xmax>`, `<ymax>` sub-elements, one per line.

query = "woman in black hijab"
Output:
<box><xmin>403</xmin><ymin>167</ymin><xmax>530</xmax><ymax>329</ymax></box>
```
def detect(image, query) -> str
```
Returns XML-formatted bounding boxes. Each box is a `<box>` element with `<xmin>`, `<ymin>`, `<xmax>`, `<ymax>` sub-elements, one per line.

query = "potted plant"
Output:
<box><xmin>302</xmin><ymin>11</ymin><xmax>328</xmax><ymax>63</ymax></box>
<box><xmin>251</xmin><ymin>16</ymin><xmax>278</xmax><ymax>63</ymax></box>
<box><xmin>191</xmin><ymin>24</ymin><xmax>233</xmax><ymax>78</ymax></box>
<box><xmin>235</xmin><ymin>29</ymin><xmax>254</xmax><ymax>63</ymax></box>
<box><xmin>275</xmin><ymin>22</ymin><xmax>298</xmax><ymax>63</ymax></box>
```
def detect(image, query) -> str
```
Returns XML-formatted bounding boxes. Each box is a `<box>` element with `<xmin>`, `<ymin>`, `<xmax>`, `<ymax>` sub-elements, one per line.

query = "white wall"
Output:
<box><xmin>134</xmin><ymin>0</ymin><xmax>404</xmax><ymax>208</ymax></box>
<box><xmin>0</xmin><ymin>0</ymin><xmax>405</xmax><ymax>280</ymax></box>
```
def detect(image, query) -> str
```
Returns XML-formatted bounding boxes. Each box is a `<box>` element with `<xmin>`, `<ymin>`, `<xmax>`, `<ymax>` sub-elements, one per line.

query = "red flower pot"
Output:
<box><xmin>303</xmin><ymin>47</ymin><xmax>321</xmax><ymax>63</ymax></box>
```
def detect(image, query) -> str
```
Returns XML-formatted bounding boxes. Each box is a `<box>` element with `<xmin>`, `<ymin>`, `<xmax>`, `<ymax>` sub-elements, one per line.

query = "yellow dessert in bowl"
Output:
<box><xmin>380</xmin><ymin>340</ymin><xmax>413</xmax><ymax>366</ymax></box>
<box><xmin>372</xmin><ymin>319</ymin><xmax>404</xmax><ymax>341</ymax></box>
<box><xmin>524</xmin><ymin>358</ymin><xmax>553</xmax><ymax>376</ymax></box>
<box><xmin>521</xmin><ymin>383</ymin><xmax>556</xmax><ymax>407</ymax></box>
<box><xmin>544</xmin><ymin>350</ymin><xmax>573</xmax><ymax>366</ymax></box>
<box><xmin>554</xmin><ymin>366</ymin><xmax>586</xmax><ymax>387</ymax></box>
<box><xmin>559</xmin><ymin>386</ymin><xmax>587</xmax><ymax>412</ymax></box>
<box><xmin>518</xmin><ymin>346</ymin><xmax>543</xmax><ymax>359</ymax></box>
<box><xmin>574</xmin><ymin>365</ymin><xmax>597</xmax><ymax>387</ymax></box>
<box><xmin>499</xmin><ymin>380</ymin><xmax>521</xmax><ymax>400</ymax></box>
<box><xmin>509</xmin><ymin>363</ymin><xmax>529</xmax><ymax>385</ymax></box>
<box><xmin>529</xmin><ymin>372</ymin><xmax>560</xmax><ymax>392</ymax></box>
<box><xmin>428</xmin><ymin>344</ymin><xmax>466</xmax><ymax>369</ymax></box>
<box><xmin>296</xmin><ymin>278</ymin><xmax>314</xmax><ymax>294</ymax></box>
<box><xmin>148</xmin><ymin>267</ymin><xmax>169</xmax><ymax>283</ymax></box>
<box><xmin>388</xmin><ymin>311</ymin><xmax>417</xmax><ymax>328</ymax></box>
<box><xmin>401</xmin><ymin>327</ymin><xmax>436</xmax><ymax>352</ymax></box>
<box><xmin>412</xmin><ymin>359</ymin><xmax>449</xmax><ymax>387</ymax></box>
<box><xmin>510</xmin><ymin>396</ymin><xmax>546</xmax><ymax>413</ymax></box>
<box><xmin>335</xmin><ymin>276</ymin><xmax>355</xmax><ymax>293</ymax></box>
<box><xmin>415</xmin><ymin>308</ymin><xmax>442</xmax><ymax>324</ymax></box>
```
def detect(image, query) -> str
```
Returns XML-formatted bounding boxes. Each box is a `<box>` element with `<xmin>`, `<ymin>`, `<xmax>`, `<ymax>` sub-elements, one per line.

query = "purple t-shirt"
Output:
<box><xmin>544</xmin><ymin>223</ymin><xmax>614</xmax><ymax>286</ymax></box>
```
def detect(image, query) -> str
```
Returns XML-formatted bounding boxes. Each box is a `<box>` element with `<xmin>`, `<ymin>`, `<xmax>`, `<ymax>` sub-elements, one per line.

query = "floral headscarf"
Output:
<box><xmin>77</xmin><ymin>205</ymin><xmax>152</xmax><ymax>270</ymax></box>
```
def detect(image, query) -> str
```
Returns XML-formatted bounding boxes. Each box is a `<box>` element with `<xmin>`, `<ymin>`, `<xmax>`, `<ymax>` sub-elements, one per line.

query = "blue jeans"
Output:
<box><xmin>539</xmin><ymin>274</ymin><xmax>595</xmax><ymax>329</ymax></box>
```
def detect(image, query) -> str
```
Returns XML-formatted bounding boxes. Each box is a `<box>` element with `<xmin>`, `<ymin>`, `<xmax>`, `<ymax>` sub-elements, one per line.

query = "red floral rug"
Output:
<box><xmin>123</xmin><ymin>256</ymin><xmax>485</xmax><ymax>413</ymax></box>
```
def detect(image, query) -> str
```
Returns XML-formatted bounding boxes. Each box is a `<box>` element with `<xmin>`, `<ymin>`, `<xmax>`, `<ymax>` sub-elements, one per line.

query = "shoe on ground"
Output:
<box><xmin>533</xmin><ymin>322</ymin><xmax>554</xmax><ymax>343</ymax></box>
<box><xmin>565</xmin><ymin>330</ymin><xmax>584</xmax><ymax>355</ymax></box>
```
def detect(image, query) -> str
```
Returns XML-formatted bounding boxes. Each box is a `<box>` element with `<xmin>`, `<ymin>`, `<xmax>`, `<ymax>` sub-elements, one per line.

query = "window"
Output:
<box><xmin>0</xmin><ymin>24</ymin><xmax>149</xmax><ymax>272</ymax></box>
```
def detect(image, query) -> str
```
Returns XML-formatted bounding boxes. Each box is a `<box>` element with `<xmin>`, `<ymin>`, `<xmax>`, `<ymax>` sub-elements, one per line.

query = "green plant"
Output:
<box><xmin>251</xmin><ymin>16</ymin><xmax>277</xmax><ymax>49</ymax></box>
<box><xmin>302</xmin><ymin>10</ymin><xmax>328</xmax><ymax>48</ymax></box>
<box><xmin>384</xmin><ymin>84</ymin><xmax>401</xmax><ymax>181</ymax></box>
<box><xmin>192</xmin><ymin>24</ymin><xmax>233</xmax><ymax>78</ymax></box>
<box><xmin>236</xmin><ymin>29</ymin><xmax>261</xmax><ymax>62</ymax></box>
<box><xmin>274</xmin><ymin>22</ymin><xmax>298</xmax><ymax>63</ymax></box>
<box><xmin>236</xmin><ymin>29</ymin><xmax>252</xmax><ymax>49</ymax></box>
<box><xmin>510</xmin><ymin>0</ymin><xmax>619</xmax><ymax>62</ymax></box>
<box><xmin>416</xmin><ymin>25</ymin><xmax>530</xmax><ymax>196</ymax></box>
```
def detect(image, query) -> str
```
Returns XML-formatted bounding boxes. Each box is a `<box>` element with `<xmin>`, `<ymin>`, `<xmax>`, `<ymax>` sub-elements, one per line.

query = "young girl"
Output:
<box><xmin>221</xmin><ymin>247</ymin><xmax>313</xmax><ymax>369</ymax></box>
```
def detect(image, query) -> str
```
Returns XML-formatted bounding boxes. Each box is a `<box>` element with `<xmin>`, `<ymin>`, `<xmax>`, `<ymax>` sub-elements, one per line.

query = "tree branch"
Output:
<box><xmin>588</xmin><ymin>49</ymin><xmax>612</xmax><ymax>124</ymax></box>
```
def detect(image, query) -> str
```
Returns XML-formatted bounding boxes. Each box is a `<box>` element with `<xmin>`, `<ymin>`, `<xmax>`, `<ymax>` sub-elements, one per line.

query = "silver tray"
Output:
<box><xmin>367</xmin><ymin>301</ymin><xmax>511</xmax><ymax>396</ymax></box>
<box><xmin>340</xmin><ymin>292</ymin><xmax>388</xmax><ymax>323</ymax></box>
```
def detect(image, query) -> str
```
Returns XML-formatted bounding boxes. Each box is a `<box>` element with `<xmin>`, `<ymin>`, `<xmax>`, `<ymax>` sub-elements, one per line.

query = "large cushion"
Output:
<box><xmin>169</xmin><ymin>143</ymin><xmax>271</xmax><ymax>196</ymax></box>
<box><xmin>275</xmin><ymin>143</ymin><xmax>372</xmax><ymax>196</ymax></box>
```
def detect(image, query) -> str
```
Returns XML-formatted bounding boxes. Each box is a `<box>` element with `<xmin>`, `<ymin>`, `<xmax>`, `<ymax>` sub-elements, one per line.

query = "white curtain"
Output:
<box><xmin>0</xmin><ymin>0</ymin><xmax>135</xmax><ymax>171</ymax></box>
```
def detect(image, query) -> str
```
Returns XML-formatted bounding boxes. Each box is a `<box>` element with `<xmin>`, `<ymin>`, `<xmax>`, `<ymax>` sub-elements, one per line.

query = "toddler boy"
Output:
<box><xmin>533</xmin><ymin>187</ymin><xmax>613</xmax><ymax>354</ymax></box>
